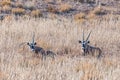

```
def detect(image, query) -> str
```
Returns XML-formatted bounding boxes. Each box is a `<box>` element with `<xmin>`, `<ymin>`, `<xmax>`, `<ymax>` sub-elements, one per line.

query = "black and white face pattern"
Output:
<box><xmin>79</xmin><ymin>40</ymin><xmax>90</xmax><ymax>50</ymax></box>
<box><xmin>27</xmin><ymin>32</ymin><xmax>37</xmax><ymax>51</ymax></box>
<box><xmin>27</xmin><ymin>42</ymin><xmax>37</xmax><ymax>51</ymax></box>
<box><xmin>79</xmin><ymin>30</ymin><xmax>91</xmax><ymax>52</ymax></box>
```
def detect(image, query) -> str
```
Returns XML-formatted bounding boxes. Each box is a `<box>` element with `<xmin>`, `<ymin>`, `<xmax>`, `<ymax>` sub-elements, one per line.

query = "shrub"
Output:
<box><xmin>0</xmin><ymin>0</ymin><xmax>11</xmax><ymax>6</ymax></box>
<box><xmin>45</xmin><ymin>0</ymin><xmax>54</xmax><ymax>4</ymax></box>
<box><xmin>74</xmin><ymin>13</ymin><xmax>86</xmax><ymax>20</ymax></box>
<box><xmin>12</xmin><ymin>8</ymin><xmax>25</xmax><ymax>16</ymax></box>
<box><xmin>74</xmin><ymin>12</ymin><xmax>86</xmax><ymax>23</ymax></box>
<box><xmin>87</xmin><ymin>12</ymin><xmax>96</xmax><ymax>19</ymax></box>
<box><xmin>14</xmin><ymin>1</ymin><xmax>24</xmax><ymax>8</ymax></box>
<box><xmin>23</xmin><ymin>1</ymin><xmax>35</xmax><ymax>11</ymax></box>
<box><xmin>75</xmin><ymin>0</ymin><xmax>84</xmax><ymax>3</ymax></box>
<box><xmin>92</xmin><ymin>6</ymin><xmax>106</xmax><ymax>16</ymax></box>
<box><xmin>47</xmin><ymin>4</ymin><xmax>57</xmax><ymax>13</ymax></box>
<box><xmin>30</xmin><ymin>9</ymin><xmax>42</xmax><ymax>17</ymax></box>
<box><xmin>58</xmin><ymin>3</ymin><xmax>72</xmax><ymax>13</ymax></box>
<box><xmin>75</xmin><ymin>0</ymin><xmax>94</xmax><ymax>3</ymax></box>
<box><xmin>1</xmin><ymin>5</ymin><xmax>11</xmax><ymax>13</ymax></box>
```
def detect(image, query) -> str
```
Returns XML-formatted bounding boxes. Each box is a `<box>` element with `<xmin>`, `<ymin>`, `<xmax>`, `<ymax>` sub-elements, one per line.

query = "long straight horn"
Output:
<box><xmin>19</xmin><ymin>42</ymin><xmax>27</xmax><ymax>47</ymax></box>
<box><xmin>32</xmin><ymin>32</ymin><xmax>35</xmax><ymax>43</ymax></box>
<box><xmin>86</xmin><ymin>31</ymin><xmax>92</xmax><ymax>42</ymax></box>
<box><xmin>82</xmin><ymin>30</ymin><xmax>84</xmax><ymax>41</ymax></box>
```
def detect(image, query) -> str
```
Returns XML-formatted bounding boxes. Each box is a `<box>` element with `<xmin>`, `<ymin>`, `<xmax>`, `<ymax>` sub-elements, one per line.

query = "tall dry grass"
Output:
<box><xmin>0</xmin><ymin>15</ymin><xmax>120</xmax><ymax>80</ymax></box>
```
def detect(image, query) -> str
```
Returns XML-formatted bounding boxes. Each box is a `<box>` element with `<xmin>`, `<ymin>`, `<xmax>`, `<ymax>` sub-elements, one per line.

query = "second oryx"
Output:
<box><xmin>78</xmin><ymin>30</ymin><xmax>102</xmax><ymax>58</ymax></box>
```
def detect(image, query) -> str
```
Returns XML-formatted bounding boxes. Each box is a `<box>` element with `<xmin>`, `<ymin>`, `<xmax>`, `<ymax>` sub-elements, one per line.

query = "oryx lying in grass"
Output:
<box><xmin>19</xmin><ymin>33</ymin><xmax>56</xmax><ymax>60</ymax></box>
<box><xmin>78</xmin><ymin>30</ymin><xmax>102</xmax><ymax>58</ymax></box>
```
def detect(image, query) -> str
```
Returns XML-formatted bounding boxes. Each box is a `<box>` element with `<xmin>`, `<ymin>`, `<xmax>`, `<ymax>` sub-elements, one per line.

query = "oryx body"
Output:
<box><xmin>27</xmin><ymin>42</ymin><xmax>46</xmax><ymax>59</ymax></box>
<box><xmin>20</xmin><ymin>33</ymin><xmax>55</xmax><ymax>60</ymax></box>
<box><xmin>79</xmin><ymin>30</ymin><xmax>102</xmax><ymax>58</ymax></box>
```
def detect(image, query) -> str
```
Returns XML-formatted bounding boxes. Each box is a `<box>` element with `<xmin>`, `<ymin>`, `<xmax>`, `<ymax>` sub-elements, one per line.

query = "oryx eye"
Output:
<box><xmin>79</xmin><ymin>41</ymin><xmax>82</xmax><ymax>43</ymax></box>
<box><xmin>88</xmin><ymin>41</ymin><xmax>90</xmax><ymax>43</ymax></box>
<box><xmin>27</xmin><ymin>43</ymin><xmax>29</xmax><ymax>45</ymax></box>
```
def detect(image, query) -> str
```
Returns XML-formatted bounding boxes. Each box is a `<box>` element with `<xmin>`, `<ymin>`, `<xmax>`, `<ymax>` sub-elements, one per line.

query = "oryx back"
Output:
<box><xmin>87</xmin><ymin>45</ymin><xmax>102</xmax><ymax>58</ymax></box>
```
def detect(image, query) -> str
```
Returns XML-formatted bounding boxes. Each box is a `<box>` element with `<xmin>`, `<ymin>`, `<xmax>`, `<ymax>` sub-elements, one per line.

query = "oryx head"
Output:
<box><xmin>27</xmin><ymin>33</ymin><xmax>37</xmax><ymax>51</ymax></box>
<box><xmin>79</xmin><ymin>30</ymin><xmax>92</xmax><ymax>50</ymax></box>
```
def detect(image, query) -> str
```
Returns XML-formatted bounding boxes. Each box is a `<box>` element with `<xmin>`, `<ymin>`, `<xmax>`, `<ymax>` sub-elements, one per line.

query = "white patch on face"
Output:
<box><xmin>31</xmin><ymin>49</ymin><xmax>35</xmax><ymax>51</ymax></box>
<box><xmin>81</xmin><ymin>46</ymin><xmax>84</xmax><ymax>53</ymax></box>
<box><xmin>81</xmin><ymin>49</ymin><xmax>84</xmax><ymax>53</ymax></box>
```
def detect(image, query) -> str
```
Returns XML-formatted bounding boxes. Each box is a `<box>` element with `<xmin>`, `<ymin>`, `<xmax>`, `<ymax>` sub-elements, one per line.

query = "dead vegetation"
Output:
<box><xmin>0</xmin><ymin>0</ymin><xmax>11</xmax><ymax>6</ymax></box>
<box><xmin>74</xmin><ymin>12</ymin><xmax>86</xmax><ymax>22</ymax></box>
<box><xmin>47</xmin><ymin>4</ymin><xmax>57</xmax><ymax>13</ymax></box>
<box><xmin>30</xmin><ymin>9</ymin><xmax>42</xmax><ymax>17</ymax></box>
<box><xmin>0</xmin><ymin>14</ymin><xmax>120</xmax><ymax>79</ymax></box>
<box><xmin>0</xmin><ymin>0</ymin><xmax>119</xmax><ymax>21</ymax></box>
<box><xmin>58</xmin><ymin>3</ymin><xmax>72</xmax><ymax>13</ymax></box>
<box><xmin>0</xmin><ymin>1</ymin><xmax>120</xmax><ymax>79</ymax></box>
<box><xmin>11</xmin><ymin>8</ymin><xmax>25</xmax><ymax>15</ymax></box>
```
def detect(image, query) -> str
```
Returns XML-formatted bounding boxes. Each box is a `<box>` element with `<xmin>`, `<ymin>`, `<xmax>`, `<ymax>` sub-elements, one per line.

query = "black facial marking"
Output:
<box><xmin>79</xmin><ymin>41</ymin><xmax>81</xmax><ymax>43</ymax></box>
<box><xmin>88</xmin><ymin>41</ymin><xmax>90</xmax><ymax>43</ymax></box>
<box><xmin>27</xmin><ymin>42</ymin><xmax>29</xmax><ymax>45</ymax></box>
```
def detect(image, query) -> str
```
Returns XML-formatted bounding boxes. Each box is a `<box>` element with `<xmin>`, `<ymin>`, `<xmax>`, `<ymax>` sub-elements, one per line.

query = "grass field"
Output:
<box><xmin>0</xmin><ymin>14</ymin><xmax>120</xmax><ymax>80</ymax></box>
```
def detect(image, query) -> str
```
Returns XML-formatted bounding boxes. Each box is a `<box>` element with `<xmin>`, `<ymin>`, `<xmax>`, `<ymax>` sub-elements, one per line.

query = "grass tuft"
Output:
<box><xmin>0</xmin><ymin>0</ymin><xmax>11</xmax><ymax>6</ymax></box>
<box><xmin>58</xmin><ymin>3</ymin><xmax>72</xmax><ymax>13</ymax></box>
<box><xmin>30</xmin><ymin>9</ymin><xmax>42</xmax><ymax>18</ymax></box>
<box><xmin>11</xmin><ymin>8</ymin><xmax>25</xmax><ymax>15</ymax></box>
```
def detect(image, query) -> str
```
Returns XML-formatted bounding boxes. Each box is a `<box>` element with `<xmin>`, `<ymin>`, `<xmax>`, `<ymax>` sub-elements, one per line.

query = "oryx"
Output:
<box><xmin>19</xmin><ymin>33</ymin><xmax>56</xmax><ymax>60</ymax></box>
<box><xmin>78</xmin><ymin>30</ymin><xmax>102</xmax><ymax>58</ymax></box>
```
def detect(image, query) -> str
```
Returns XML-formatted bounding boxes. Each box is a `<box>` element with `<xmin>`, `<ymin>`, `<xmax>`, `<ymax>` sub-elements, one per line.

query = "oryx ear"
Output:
<box><xmin>27</xmin><ymin>42</ymin><xmax>29</xmax><ymax>45</ymax></box>
<box><xmin>88</xmin><ymin>41</ymin><xmax>90</xmax><ymax>43</ymax></box>
<box><xmin>34</xmin><ymin>42</ymin><xmax>37</xmax><ymax>45</ymax></box>
<box><xmin>79</xmin><ymin>40</ymin><xmax>82</xmax><ymax>43</ymax></box>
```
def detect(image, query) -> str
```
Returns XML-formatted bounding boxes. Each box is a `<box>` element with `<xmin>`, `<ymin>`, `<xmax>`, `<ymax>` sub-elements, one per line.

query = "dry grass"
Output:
<box><xmin>75</xmin><ymin>0</ymin><xmax>84</xmax><ymax>3</ymax></box>
<box><xmin>1</xmin><ymin>5</ymin><xmax>11</xmax><ymax>13</ymax></box>
<box><xmin>11</xmin><ymin>8</ymin><xmax>25</xmax><ymax>15</ymax></box>
<box><xmin>75</xmin><ymin>0</ymin><xmax>93</xmax><ymax>3</ymax></box>
<box><xmin>87</xmin><ymin>12</ymin><xmax>96</xmax><ymax>20</ymax></box>
<box><xmin>3</xmin><ymin>15</ymin><xmax>13</xmax><ymax>21</ymax></box>
<box><xmin>74</xmin><ymin>13</ymin><xmax>86</xmax><ymax>19</ymax></box>
<box><xmin>47</xmin><ymin>13</ymin><xmax>58</xmax><ymax>19</ymax></box>
<box><xmin>30</xmin><ymin>9</ymin><xmax>42</xmax><ymax>17</ymax></box>
<box><xmin>0</xmin><ymin>0</ymin><xmax>119</xmax><ymax>20</ymax></box>
<box><xmin>14</xmin><ymin>1</ymin><xmax>24</xmax><ymax>8</ymax></box>
<box><xmin>0</xmin><ymin>15</ymin><xmax>120</xmax><ymax>80</ymax></box>
<box><xmin>58</xmin><ymin>3</ymin><xmax>72</xmax><ymax>13</ymax></box>
<box><xmin>91</xmin><ymin>6</ymin><xmax>106</xmax><ymax>16</ymax></box>
<box><xmin>45</xmin><ymin>0</ymin><xmax>55</xmax><ymax>3</ymax></box>
<box><xmin>23</xmin><ymin>1</ymin><xmax>35</xmax><ymax>10</ymax></box>
<box><xmin>74</xmin><ymin>12</ymin><xmax>86</xmax><ymax>23</ymax></box>
<box><xmin>47</xmin><ymin>4</ymin><xmax>57</xmax><ymax>13</ymax></box>
<box><xmin>0</xmin><ymin>0</ymin><xmax>11</xmax><ymax>6</ymax></box>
